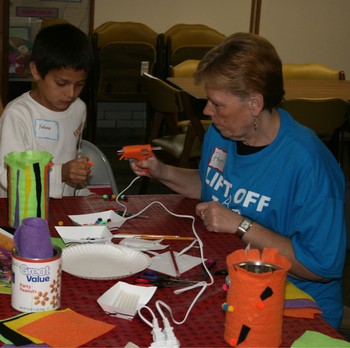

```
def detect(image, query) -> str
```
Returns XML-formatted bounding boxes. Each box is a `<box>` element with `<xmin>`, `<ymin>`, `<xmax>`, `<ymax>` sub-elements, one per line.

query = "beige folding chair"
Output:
<box><xmin>88</xmin><ymin>21</ymin><xmax>159</xmax><ymax>142</ymax></box>
<box><xmin>81</xmin><ymin>139</ymin><xmax>118</xmax><ymax>195</ymax></box>
<box><xmin>280</xmin><ymin>98</ymin><xmax>350</xmax><ymax>169</ymax></box>
<box><xmin>143</xmin><ymin>73</ymin><xmax>204</xmax><ymax>168</ymax></box>
<box><xmin>283</xmin><ymin>63</ymin><xmax>345</xmax><ymax>80</ymax></box>
<box><xmin>92</xmin><ymin>21</ymin><xmax>158</xmax><ymax>103</ymax></box>
<box><xmin>41</xmin><ymin>18</ymin><xmax>69</xmax><ymax>29</ymax></box>
<box><xmin>140</xmin><ymin>73</ymin><xmax>209</xmax><ymax>193</ymax></box>
<box><xmin>163</xmin><ymin>24</ymin><xmax>225</xmax><ymax>78</ymax></box>
<box><xmin>170</xmin><ymin>59</ymin><xmax>200</xmax><ymax>77</ymax></box>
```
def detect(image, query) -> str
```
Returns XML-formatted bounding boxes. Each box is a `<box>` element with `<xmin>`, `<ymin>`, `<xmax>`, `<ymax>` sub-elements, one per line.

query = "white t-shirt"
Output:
<box><xmin>0</xmin><ymin>91</ymin><xmax>87</xmax><ymax>198</ymax></box>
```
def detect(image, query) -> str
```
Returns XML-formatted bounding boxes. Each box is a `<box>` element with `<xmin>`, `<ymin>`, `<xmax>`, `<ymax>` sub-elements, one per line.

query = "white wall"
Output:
<box><xmin>94</xmin><ymin>0</ymin><xmax>250</xmax><ymax>36</ymax></box>
<box><xmin>260</xmin><ymin>0</ymin><xmax>350</xmax><ymax>79</ymax></box>
<box><xmin>94</xmin><ymin>0</ymin><xmax>350</xmax><ymax>79</ymax></box>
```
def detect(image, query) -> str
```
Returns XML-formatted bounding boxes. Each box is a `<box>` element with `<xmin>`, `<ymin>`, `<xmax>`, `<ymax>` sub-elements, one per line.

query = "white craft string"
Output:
<box><xmin>116</xmin><ymin>176</ymin><xmax>214</xmax><ymax>329</ymax></box>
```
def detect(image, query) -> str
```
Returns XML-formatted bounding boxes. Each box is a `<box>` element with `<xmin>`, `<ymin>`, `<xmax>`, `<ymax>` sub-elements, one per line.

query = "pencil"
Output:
<box><xmin>113</xmin><ymin>234</ymin><xmax>195</xmax><ymax>241</ymax></box>
<box><xmin>169</xmin><ymin>248</ymin><xmax>181</xmax><ymax>278</ymax></box>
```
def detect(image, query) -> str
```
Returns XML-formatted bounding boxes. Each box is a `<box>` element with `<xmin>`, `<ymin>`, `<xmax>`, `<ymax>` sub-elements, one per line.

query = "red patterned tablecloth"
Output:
<box><xmin>0</xmin><ymin>195</ymin><xmax>346</xmax><ymax>347</ymax></box>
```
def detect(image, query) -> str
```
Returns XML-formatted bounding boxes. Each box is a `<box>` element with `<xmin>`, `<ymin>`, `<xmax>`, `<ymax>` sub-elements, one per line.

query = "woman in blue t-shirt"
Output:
<box><xmin>131</xmin><ymin>32</ymin><xmax>346</xmax><ymax>329</ymax></box>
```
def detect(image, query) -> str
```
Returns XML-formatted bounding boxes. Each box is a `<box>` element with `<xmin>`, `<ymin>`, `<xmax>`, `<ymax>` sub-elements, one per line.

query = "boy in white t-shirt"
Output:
<box><xmin>0</xmin><ymin>23</ymin><xmax>94</xmax><ymax>198</ymax></box>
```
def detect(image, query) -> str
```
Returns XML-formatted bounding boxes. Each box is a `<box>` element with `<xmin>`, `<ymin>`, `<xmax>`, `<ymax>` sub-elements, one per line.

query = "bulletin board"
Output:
<box><xmin>8</xmin><ymin>0</ymin><xmax>94</xmax><ymax>78</ymax></box>
<box><xmin>9</xmin><ymin>0</ymin><xmax>94</xmax><ymax>34</ymax></box>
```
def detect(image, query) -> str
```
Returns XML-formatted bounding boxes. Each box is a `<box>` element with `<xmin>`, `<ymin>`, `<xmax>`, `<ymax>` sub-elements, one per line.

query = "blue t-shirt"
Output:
<box><xmin>199</xmin><ymin>108</ymin><xmax>346</xmax><ymax>328</ymax></box>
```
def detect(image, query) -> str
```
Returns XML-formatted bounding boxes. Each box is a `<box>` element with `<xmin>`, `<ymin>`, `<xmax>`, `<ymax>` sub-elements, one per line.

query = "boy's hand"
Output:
<box><xmin>62</xmin><ymin>156</ymin><xmax>91</xmax><ymax>184</ymax></box>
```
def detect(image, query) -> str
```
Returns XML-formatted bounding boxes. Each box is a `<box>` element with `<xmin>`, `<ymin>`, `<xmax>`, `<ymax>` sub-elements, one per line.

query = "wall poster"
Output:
<box><xmin>8</xmin><ymin>0</ymin><xmax>94</xmax><ymax>78</ymax></box>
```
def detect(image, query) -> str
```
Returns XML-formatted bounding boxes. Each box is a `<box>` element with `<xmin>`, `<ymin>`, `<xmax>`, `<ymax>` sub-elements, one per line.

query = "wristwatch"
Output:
<box><xmin>236</xmin><ymin>217</ymin><xmax>254</xmax><ymax>239</ymax></box>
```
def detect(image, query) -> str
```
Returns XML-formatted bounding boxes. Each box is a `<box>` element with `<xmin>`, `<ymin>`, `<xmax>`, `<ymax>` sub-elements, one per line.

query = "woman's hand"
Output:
<box><xmin>196</xmin><ymin>201</ymin><xmax>242</xmax><ymax>233</ymax></box>
<box><xmin>62</xmin><ymin>156</ymin><xmax>91</xmax><ymax>185</ymax></box>
<box><xmin>130</xmin><ymin>155</ymin><xmax>167</xmax><ymax>179</ymax></box>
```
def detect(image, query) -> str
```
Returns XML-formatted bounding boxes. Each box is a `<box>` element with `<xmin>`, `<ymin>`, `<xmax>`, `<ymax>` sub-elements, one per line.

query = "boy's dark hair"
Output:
<box><xmin>31</xmin><ymin>23</ymin><xmax>93</xmax><ymax>78</ymax></box>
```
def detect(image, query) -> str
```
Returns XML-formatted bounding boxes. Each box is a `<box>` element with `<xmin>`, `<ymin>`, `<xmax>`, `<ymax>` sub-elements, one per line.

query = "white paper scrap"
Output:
<box><xmin>149</xmin><ymin>251</ymin><xmax>203</xmax><ymax>277</ymax></box>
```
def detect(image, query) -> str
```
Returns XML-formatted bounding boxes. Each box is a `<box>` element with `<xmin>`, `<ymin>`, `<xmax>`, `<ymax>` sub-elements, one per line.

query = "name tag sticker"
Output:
<box><xmin>35</xmin><ymin>119</ymin><xmax>59</xmax><ymax>140</ymax></box>
<box><xmin>209</xmin><ymin>147</ymin><xmax>227</xmax><ymax>172</ymax></box>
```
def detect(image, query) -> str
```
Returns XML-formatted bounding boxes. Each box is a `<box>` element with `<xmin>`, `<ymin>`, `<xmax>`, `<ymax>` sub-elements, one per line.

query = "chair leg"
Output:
<box><xmin>339</xmin><ymin>305</ymin><xmax>350</xmax><ymax>342</ymax></box>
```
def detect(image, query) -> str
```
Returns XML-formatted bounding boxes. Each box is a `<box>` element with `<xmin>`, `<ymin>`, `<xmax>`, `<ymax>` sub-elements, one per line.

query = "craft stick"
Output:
<box><xmin>169</xmin><ymin>248</ymin><xmax>181</xmax><ymax>278</ymax></box>
<box><xmin>113</xmin><ymin>234</ymin><xmax>196</xmax><ymax>241</ymax></box>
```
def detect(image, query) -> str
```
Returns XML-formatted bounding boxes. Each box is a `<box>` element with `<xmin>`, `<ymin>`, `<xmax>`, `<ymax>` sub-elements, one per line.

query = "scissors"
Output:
<box><xmin>134</xmin><ymin>270</ymin><xmax>199</xmax><ymax>288</ymax></box>
<box><xmin>134</xmin><ymin>260</ymin><xmax>227</xmax><ymax>288</ymax></box>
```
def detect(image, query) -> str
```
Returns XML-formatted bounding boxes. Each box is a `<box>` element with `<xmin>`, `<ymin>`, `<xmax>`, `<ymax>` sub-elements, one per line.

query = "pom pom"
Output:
<box><xmin>222</xmin><ymin>302</ymin><xmax>229</xmax><ymax>310</ymax></box>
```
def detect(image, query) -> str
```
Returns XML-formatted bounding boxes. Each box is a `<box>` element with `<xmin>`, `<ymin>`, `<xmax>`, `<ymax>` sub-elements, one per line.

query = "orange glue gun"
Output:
<box><xmin>117</xmin><ymin>144</ymin><xmax>161</xmax><ymax>161</ymax></box>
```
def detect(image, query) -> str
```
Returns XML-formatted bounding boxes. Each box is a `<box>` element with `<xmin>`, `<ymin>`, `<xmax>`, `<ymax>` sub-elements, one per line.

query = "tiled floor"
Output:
<box><xmin>95</xmin><ymin>126</ymin><xmax>350</xmax><ymax>314</ymax></box>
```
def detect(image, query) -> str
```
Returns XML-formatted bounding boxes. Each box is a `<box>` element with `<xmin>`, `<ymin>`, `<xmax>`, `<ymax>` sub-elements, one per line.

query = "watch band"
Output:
<box><xmin>236</xmin><ymin>217</ymin><xmax>253</xmax><ymax>239</ymax></box>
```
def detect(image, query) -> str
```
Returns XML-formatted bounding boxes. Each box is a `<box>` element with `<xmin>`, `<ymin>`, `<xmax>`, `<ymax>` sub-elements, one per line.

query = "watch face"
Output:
<box><xmin>241</xmin><ymin>220</ymin><xmax>251</xmax><ymax>230</ymax></box>
<box><xmin>237</xmin><ymin>218</ymin><xmax>253</xmax><ymax>239</ymax></box>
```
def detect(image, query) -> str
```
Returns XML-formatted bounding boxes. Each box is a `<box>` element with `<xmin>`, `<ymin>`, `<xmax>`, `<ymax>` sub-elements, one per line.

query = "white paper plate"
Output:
<box><xmin>62</xmin><ymin>244</ymin><xmax>151</xmax><ymax>280</ymax></box>
<box><xmin>68</xmin><ymin>210</ymin><xmax>126</xmax><ymax>230</ymax></box>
